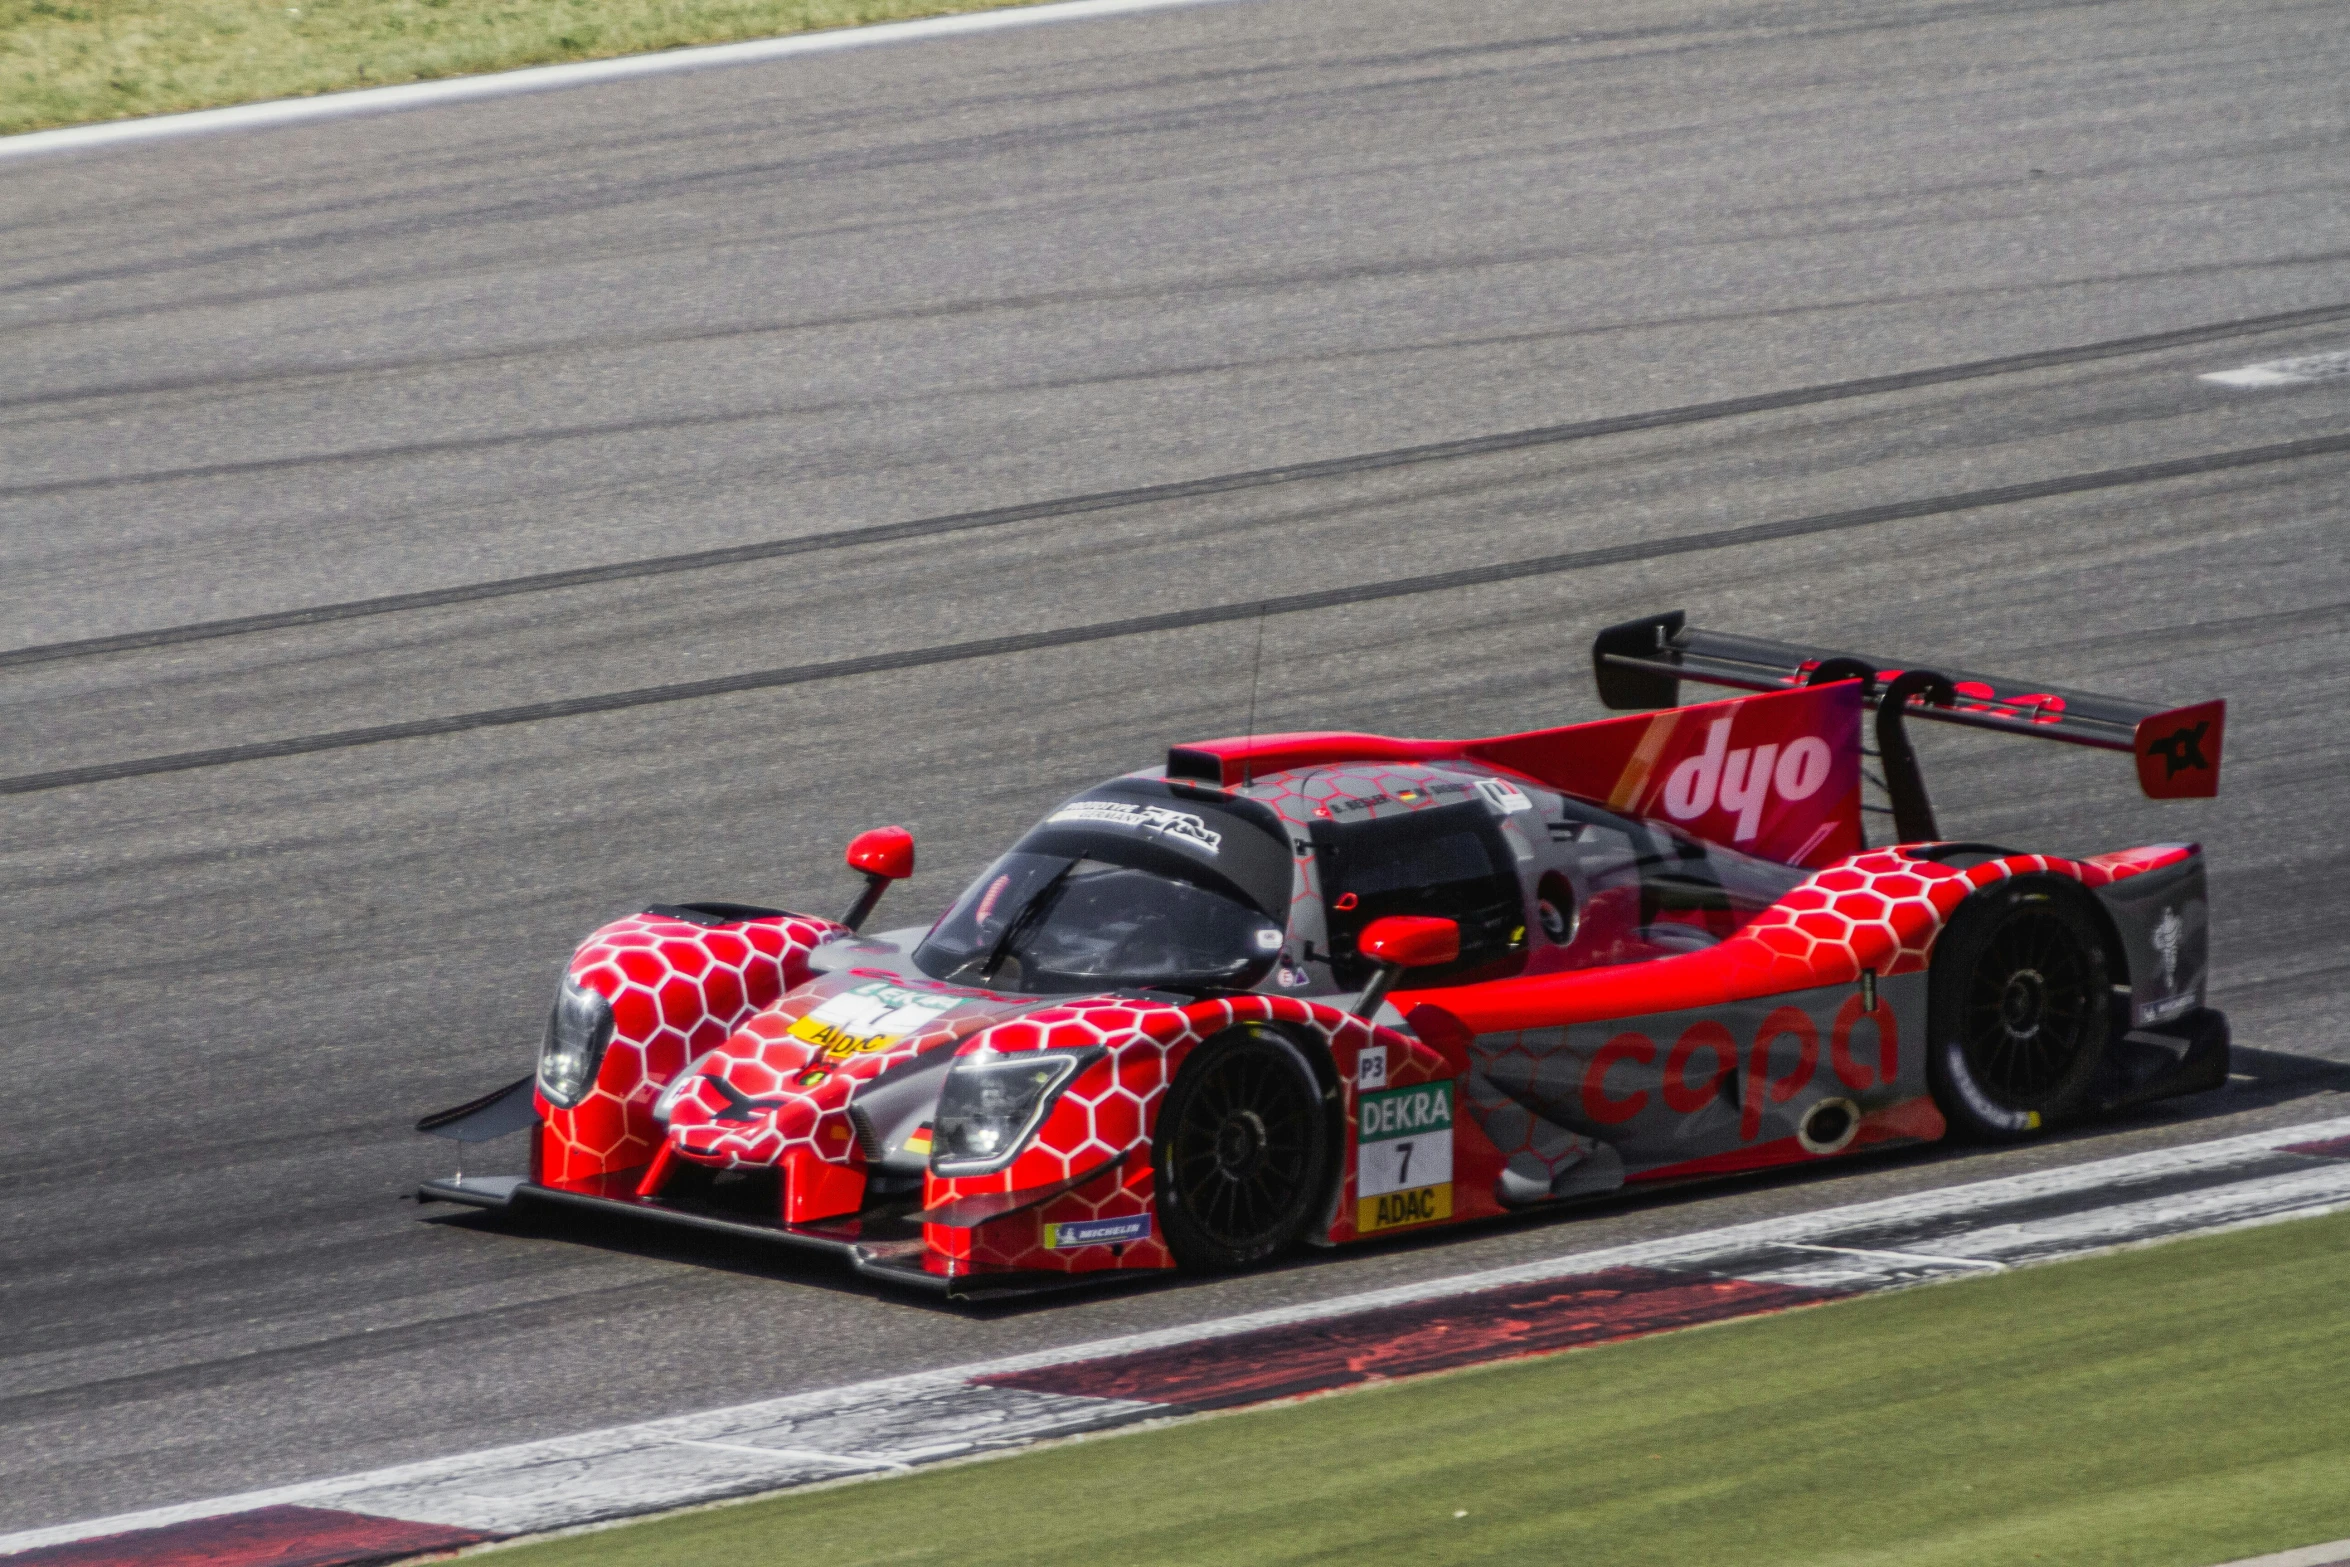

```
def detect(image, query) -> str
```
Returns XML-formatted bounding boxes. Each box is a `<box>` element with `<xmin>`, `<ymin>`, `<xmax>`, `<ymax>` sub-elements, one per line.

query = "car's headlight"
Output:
<box><xmin>537</xmin><ymin>975</ymin><xmax>615</xmax><ymax>1108</ymax></box>
<box><xmin>931</xmin><ymin>1048</ymin><xmax>1100</xmax><ymax>1175</ymax></box>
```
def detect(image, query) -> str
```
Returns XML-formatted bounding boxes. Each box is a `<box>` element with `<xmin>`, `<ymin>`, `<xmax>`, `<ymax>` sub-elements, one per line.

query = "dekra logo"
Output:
<box><xmin>1359</xmin><ymin>1084</ymin><xmax>1452</xmax><ymax>1139</ymax></box>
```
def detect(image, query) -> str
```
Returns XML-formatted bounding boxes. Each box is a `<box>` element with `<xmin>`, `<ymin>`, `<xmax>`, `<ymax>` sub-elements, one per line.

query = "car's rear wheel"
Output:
<box><xmin>1153</xmin><ymin>1029</ymin><xmax>1332</xmax><ymax>1271</ymax></box>
<box><xmin>1928</xmin><ymin>878</ymin><xmax>2112</xmax><ymax>1140</ymax></box>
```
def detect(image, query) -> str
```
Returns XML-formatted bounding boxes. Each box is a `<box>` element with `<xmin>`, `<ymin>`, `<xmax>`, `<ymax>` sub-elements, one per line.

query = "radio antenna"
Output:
<box><xmin>1241</xmin><ymin>607</ymin><xmax>1269</xmax><ymax>787</ymax></box>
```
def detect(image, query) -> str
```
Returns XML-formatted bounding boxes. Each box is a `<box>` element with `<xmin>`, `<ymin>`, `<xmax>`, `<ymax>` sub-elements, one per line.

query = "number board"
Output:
<box><xmin>786</xmin><ymin>981</ymin><xmax>960</xmax><ymax>1061</ymax></box>
<box><xmin>1355</xmin><ymin>1079</ymin><xmax>1454</xmax><ymax>1233</ymax></box>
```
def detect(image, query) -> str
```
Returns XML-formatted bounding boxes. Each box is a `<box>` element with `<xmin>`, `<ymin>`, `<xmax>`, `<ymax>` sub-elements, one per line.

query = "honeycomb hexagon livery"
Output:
<box><xmin>419</xmin><ymin>614</ymin><xmax>2230</xmax><ymax>1296</ymax></box>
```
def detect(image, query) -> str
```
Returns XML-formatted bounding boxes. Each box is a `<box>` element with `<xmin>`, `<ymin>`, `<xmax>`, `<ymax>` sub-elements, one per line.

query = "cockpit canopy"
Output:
<box><xmin>1310</xmin><ymin>797</ymin><xmax>1525</xmax><ymax>991</ymax></box>
<box><xmin>912</xmin><ymin>781</ymin><xmax>1291</xmax><ymax>995</ymax></box>
<box><xmin>910</xmin><ymin>762</ymin><xmax>1818</xmax><ymax>1002</ymax></box>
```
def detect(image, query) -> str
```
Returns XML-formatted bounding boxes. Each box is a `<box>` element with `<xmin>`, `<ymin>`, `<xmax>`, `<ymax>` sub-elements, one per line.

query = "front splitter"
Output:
<box><xmin>416</xmin><ymin>1175</ymin><xmax>1100</xmax><ymax>1299</ymax></box>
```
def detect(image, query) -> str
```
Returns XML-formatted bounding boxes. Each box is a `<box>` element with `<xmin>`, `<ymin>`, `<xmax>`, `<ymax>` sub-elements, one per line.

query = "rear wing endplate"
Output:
<box><xmin>1592</xmin><ymin>612</ymin><xmax>2223</xmax><ymax>838</ymax></box>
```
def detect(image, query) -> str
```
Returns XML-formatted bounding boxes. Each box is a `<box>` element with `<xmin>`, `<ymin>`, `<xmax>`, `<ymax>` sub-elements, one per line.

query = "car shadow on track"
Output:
<box><xmin>413</xmin><ymin>1049</ymin><xmax>2350</xmax><ymax>1318</ymax></box>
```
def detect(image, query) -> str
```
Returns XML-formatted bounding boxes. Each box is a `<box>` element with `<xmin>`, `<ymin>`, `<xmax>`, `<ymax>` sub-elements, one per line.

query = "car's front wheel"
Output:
<box><xmin>1153</xmin><ymin>1029</ymin><xmax>1332</xmax><ymax>1270</ymax></box>
<box><xmin>1928</xmin><ymin>878</ymin><xmax>2113</xmax><ymax>1140</ymax></box>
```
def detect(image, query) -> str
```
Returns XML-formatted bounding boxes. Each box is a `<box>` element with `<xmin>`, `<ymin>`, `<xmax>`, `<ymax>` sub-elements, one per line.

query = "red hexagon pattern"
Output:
<box><xmin>537</xmin><ymin>910</ymin><xmax>839</xmax><ymax>1185</ymax></box>
<box><xmin>1728</xmin><ymin>844</ymin><xmax>2170</xmax><ymax>993</ymax></box>
<box><xmin>662</xmin><ymin>975</ymin><xmax>1040</xmax><ymax>1207</ymax></box>
<box><xmin>924</xmin><ymin>991</ymin><xmax>1481</xmax><ymax>1275</ymax></box>
<box><xmin>535</xmin><ymin>829</ymin><xmax>2197</xmax><ymax>1280</ymax></box>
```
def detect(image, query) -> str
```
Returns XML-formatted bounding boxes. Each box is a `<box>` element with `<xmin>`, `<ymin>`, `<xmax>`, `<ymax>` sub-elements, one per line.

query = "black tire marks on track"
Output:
<box><xmin>6</xmin><ymin>430</ymin><xmax>2343</xmax><ymax>797</ymax></box>
<box><xmin>6</xmin><ymin>299</ymin><xmax>2345</xmax><ymax>672</ymax></box>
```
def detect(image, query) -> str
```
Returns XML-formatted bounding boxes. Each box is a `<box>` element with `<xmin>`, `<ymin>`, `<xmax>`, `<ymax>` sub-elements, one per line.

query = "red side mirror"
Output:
<box><xmin>840</xmin><ymin>827</ymin><xmax>915</xmax><ymax>933</ymax></box>
<box><xmin>1359</xmin><ymin>915</ymin><xmax>1460</xmax><ymax>970</ymax></box>
<box><xmin>846</xmin><ymin>827</ymin><xmax>915</xmax><ymax>881</ymax></box>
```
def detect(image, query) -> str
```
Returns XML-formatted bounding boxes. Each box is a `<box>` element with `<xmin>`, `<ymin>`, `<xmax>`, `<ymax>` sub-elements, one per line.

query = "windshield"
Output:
<box><xmin>913</xmin><ymin>853</ymin><xmax>1284</xmax><ymax>995</ymax></box>
<box><xmin>914</xmin><ymin>780</ymin><xmax>1295</xmax><ymax>995</ymax></box>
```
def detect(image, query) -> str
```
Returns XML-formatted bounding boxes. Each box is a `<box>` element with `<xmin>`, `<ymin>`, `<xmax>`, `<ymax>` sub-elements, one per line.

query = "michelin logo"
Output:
<box><xmin>1042</xmin><ymin>1214</ymin><xmax>1151</xmax><ymax>1249</ymax></box>
<box><xmin>1046</xmin><ymin>800</ymin><xmax>1223</xmax><ymax>854</ymax></box>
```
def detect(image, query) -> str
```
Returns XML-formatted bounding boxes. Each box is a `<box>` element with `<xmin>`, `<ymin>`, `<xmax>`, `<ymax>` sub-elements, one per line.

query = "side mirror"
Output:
<box><xmin>1350</xmin><ymin>914</ymin><xmax>1460</xmax><ymax>1016</ymax></box>
<box><xmin>841</xmin><ymin>827</ymin><xmax>915</xmax><ymax>931</ymax></box>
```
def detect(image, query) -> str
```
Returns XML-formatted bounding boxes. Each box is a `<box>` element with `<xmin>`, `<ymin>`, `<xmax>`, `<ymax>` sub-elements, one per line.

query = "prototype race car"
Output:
<box><xmin>418</xmin><ymin>612</ymin><xmax>2231</xmax><ymax>1296</ymax></box>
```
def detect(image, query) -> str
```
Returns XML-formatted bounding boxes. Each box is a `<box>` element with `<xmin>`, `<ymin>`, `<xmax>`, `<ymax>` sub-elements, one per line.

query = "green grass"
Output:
<box><xmin>0</xmin><ymin>0</ymin><xmax>1050</xmax><ymax>136</ymax></box>
<box><xmin>487</xmin><ymin>1210</ymin><xmax>2350</xmax><ymax>1567</ymax></box>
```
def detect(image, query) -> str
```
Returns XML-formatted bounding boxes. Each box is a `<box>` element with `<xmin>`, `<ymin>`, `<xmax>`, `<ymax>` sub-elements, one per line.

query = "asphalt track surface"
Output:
<box><xmin>3</xmin><ymin>0</ymin><xmax>2347</xmax><ymax>1538</ymax></box>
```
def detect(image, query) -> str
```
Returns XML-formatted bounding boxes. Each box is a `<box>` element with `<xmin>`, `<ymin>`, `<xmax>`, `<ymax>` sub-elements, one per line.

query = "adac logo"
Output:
<box><xmin>787</xmin><ymin>981</ymin><xmax>961</xmax><ymax>1061</ymax></box>
<box><xmin>1661</xmin><ymin>718</ymin><xmax>1836</xmax><ymax>842</ymax></box>
<box><xmin>2145</xmin><ymin>721</ymin><xmax>2212</xmax><ymax>780</ymax></box>
<box><xmin>1365</xmin><ymin>1184</ymin><xmax>1451</xmax><ymax>1231</ymax></box>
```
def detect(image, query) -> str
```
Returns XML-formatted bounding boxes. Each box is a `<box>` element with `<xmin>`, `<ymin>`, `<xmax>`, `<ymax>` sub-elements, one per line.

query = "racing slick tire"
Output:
<box><xmin>1927</xmin><ymin>877</ymin><xmax>2114</xmax><ymax>1141</ymax></box>
<box><xmin>1153</xmin><ymin>1028</ymin><xmax>1333</xmax><ymax>1271</ymax></box>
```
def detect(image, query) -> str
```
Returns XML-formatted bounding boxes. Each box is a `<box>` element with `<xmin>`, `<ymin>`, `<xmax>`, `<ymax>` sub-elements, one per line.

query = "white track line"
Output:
<box><xmin>1777</xmin><ymin>1242</ymin><xmax>2008</xmax><ymax>1272</ymax></box>
<box><xmin>2213</xmin><ymin>1539</ymin><xmax>2350</xmax><ymax>1567</ymax></box>
<box><xmin>7</xmin><ymin>1113</ymin><xmax>2350</xmax><ymax>1554</ymax></box>
<box><xmin>1918</xmin><ymin>1162</ymin><xmax>2350</xmax><ymax>1262</ymax></box>
<box><xmin>2201</xmin><ymin>350</ymin><xmax>2350</xmax><ymax>389</ymax></box>
<box><xmin>0</xmin><ymin>0</ymin><xmax>1249</xmax><ymax>165</ymax></box>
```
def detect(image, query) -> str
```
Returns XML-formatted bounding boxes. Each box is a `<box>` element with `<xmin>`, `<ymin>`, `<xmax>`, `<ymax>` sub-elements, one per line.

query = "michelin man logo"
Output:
<box><xmin>2152</xmin><ymin>907</ymin><xmax>2184</xmax><ymax>990</ymax></box>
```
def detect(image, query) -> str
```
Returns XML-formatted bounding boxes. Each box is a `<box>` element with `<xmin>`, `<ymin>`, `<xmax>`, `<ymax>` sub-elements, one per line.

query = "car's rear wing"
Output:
<box><xmin>1592</xmin><ymin>612</ymin><xmax>2224</xmax><ymax>840</ymax></box>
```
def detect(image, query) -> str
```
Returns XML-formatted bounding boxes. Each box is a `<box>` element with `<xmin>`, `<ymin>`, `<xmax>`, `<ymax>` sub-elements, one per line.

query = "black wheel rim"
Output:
<box><xmin>1170</xmin><ymin>1042</ymin><xmax>1315</xmax><ymax>1251</ymax></box>
<box><xmin>1960</xmin><ymin>909</ymin><xmax>2095</xmax><ymax>1106</ymax></box>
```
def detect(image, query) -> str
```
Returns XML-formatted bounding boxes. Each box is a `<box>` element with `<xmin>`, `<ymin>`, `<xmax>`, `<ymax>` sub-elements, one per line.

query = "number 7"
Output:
<box><xmin>1397</xmin><ymin>1141</ymin><xmax>1413</xmax><ymax>1184</ymax></box>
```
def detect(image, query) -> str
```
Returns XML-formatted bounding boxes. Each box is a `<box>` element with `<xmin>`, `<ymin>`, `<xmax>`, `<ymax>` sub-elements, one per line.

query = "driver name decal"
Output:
<box><xmin>1046</xmin><ymin>800</ymin><xmax>1224</xmax><ymax>854</ymax></box>
<box><xmin>1357</xmin><ymin>1080</ymin><xmax>1454</xmax><ymax>1233</ymax></box>
<box><xmin>787</xmin><ymin>981</ymin><xmax>961</xmax><ymax>1060</ymax></box>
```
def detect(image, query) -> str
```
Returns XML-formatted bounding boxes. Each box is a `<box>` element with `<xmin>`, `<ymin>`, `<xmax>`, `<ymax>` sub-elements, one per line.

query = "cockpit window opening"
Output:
<box><xmin>911</xmin><ymin>781</ymin><xmax>1293</xmax><ymax>996</ymax></box>
<box><xmin>1310</xmin><ymin>800</ymin><xmax>1529</xmax><ymax>991</ymax></box>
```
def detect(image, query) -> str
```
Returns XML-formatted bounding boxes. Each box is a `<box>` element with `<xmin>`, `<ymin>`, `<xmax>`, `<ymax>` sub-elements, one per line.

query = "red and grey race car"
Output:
<box><xmin>418</xmin><ymin>613</ymin><xmax>2231</xmax><ymax>1296</ymax></box>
